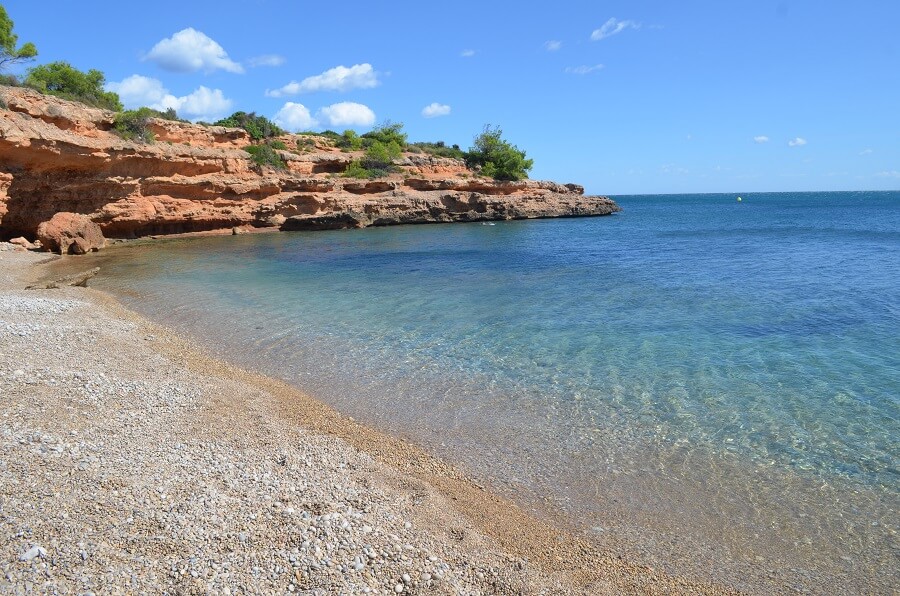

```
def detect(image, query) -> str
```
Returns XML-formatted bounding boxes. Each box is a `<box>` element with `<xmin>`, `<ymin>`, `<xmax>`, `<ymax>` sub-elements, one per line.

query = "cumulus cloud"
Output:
<box><xmin>460</xmin><ymin>49</ymin><xmax>476</xmax><ymax>57</ymax></box>
<box><xmin>106</xmin><ymin>74</ymin><xmax>232</xmax><ymax>121</ymax></box>
<box><xmin>591</xmin><ymin>18</ymin><xmax>640</xmax><ymax>41</ymax></box>
<box><xmin>544</xmin><ymin>40</ymin><xmax>562</xmax><ymax>51</ymax></box>
<box><xmin>145</xmin><ymin>28</ymin><xmax>243</xmax><ymax>74</ymax></box>
<box><xmin>859</xmin><ymin>148</ymin><xmax>873</xmax><ymax>155</ymax></box>
<box><xmin>273</xmin><ymin>102</ymin><xmax>317</xmax><ymax>131</ymax></box>
<box><xmin>754</xmin><ymin>135</ymin><xmax>770</xmax><ymax>143</ymax></box>
<box><xmin>316</xmin><ymin>102</ymin><xmax>376</xmax><ymax>127</ymax></box>
<box><xmin>266</xmin><ymin>64</ymin><xmax>379</xmax><ymax>97</ymax></box>
<box><xmin>246</xmin><ymin>54</ymin><xmax>286</xmax><ymax>68</ymax></box>
<box><xmin>876</xmin><ymin>170</ymin><xmax>900</xmax><ymax>178</ymax></box>
<box><xmin>788</xmin><ymin>137</ymin><xmax>807</xmax><ymax>147</ymax></box>
<box><xmin>565</xmin><ymin>64</ymin><xmax>605</xmax><ymax>75</ymax></box>
<box><xmin>421</xmin><ymin>103</ymin><xmax>451</xmax><ymax>118</ymax></box>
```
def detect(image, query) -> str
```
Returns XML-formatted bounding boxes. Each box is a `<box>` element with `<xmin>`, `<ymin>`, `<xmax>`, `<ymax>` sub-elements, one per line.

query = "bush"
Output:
<box><xmin>362</xmin><ymin>121</ymin><xmax>407</xmax><ymax>149</ymax></box>
<box><xmin>339</xmin><ymin>129</ymin><xmax>363</xmax><ymax>150</ymax></box>
<box><xmin>296</xmin><ymin>137</ymin><xmax>317</xmax><ymax>152</ymax></box>
<box><xmin>269</xmin><ymin>139</ymin><xmax>287</xmax><ymax>150</ymax></box>
<box><xmin>245</xmin><ymin>142</ymin><xmax>287</xmax><ymax>170</ymax></box>
<box><xmin>24</xmin><ymin>62</ymin><xmax>122</xmax><ymax>111</ymax></box>
<box><xmin>214</xmin><ymin>111</ymin><xmax>283</xmax><ymax>140</ymax></box>
<box><xmin>114</xmin><ymin>107</ymin><xmax>157</xmax><ymax>143</ymax></box>
<box><xmin>410</xmin><ymin>141</ymin><xmax>466</xmax><ymax>160</ymax></box>
<box><xmin>361</xmin><ymin>139</ymin><xmax>402</xmax><ymax>171</ymax></box>
<box><xmin>343</xmin><ymin>160</ymin><xmax>374</xmax><ymax>179</ymax></box>
<box><xmin>465</xmin><ymin>125</ymin><xmax>533</xmax><ymax>181</ymax></box>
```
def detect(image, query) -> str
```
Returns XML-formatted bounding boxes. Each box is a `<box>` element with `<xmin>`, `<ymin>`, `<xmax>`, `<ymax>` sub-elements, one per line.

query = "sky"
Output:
<box><xmin>3</xmin><ymin>0</ymin><xmax>899</xmax><ymax>195</ymax></box>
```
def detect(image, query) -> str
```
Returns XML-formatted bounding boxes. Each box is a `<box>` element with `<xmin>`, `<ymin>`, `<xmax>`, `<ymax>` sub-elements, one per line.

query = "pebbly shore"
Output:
<box><xmin>0</xmin><ymin>244</ymin><xmax>735</xmax><ymax>595</ymax></box>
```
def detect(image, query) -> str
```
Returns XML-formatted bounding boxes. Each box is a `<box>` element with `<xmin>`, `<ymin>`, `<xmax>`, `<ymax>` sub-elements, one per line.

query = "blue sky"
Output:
<box><xmin>3</xmin><ymin>0</ymin><xmax>898</xmax><ymax>194</ymax></box>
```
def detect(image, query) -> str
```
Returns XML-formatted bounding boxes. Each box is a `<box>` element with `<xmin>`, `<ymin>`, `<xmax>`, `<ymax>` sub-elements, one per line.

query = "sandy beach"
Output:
<box><xmin>0</xmin><ymin>245</ymin><xmax>735</xmax><ymax>594</ymax></box>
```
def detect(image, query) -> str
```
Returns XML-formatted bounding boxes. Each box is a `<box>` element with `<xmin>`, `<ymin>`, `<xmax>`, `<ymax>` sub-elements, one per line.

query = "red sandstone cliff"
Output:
<box><xmin>0</xmin><ymin>85</ymin><xmax>619</xmax><ymax>251</ymax></box>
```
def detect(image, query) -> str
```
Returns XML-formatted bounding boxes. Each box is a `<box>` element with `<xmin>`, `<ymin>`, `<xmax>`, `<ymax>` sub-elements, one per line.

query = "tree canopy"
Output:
<box><xmin>0</xmin><ymin>4</ymin><xmax>37</xmax><ymax>71</ymax></box>
<box><xmin>465</xmin><ymin>125</ymin><xmax>533</xmax><ymax>181</ymax></box>
<box><xmin>24</xmin><ymin>62</ymin><xmax>122</xmax><ymax>110</ymax></box>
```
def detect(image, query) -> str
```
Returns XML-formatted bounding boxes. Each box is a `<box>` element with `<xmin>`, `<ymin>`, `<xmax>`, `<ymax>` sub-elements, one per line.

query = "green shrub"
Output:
<box><xmin>24</xmin><ymin>62</ymin><xmax>122</xmax><ymax>111</ymax></box>
<box><xmin>343</xmin><ymin>160</ymin><xmax>373</xmax><ymax>179</ymax></box>
<box><xmin>269</xmin><ymin>139</ymin><xmax>287</xmax><ymax>150</ymax></box>
<box><xmin>0</xmin><ymin>73</ymin><xmax>20</xmax><ymax>87</ymax></box>
<box><xmin>215</xmin><ymin>111</ymin><xmax>283</xmax><ymax>140</ymax></box>
<box><xmin>245</xmin><ymin>142</ymin><xmax>287</xmax><ymax>170</ymax></box>
<box><xmin>339</xmin><ymin>129</ymin><xmax>363</xmax><ymax>150</ymax></box>
<box><xmin>114</xmin><ymin>107</ymin><xmax>157</xmax><ymax>143</ymax></box>
<box><xmin>361</xmin><ymin>139</ymin><xmax>402</xmax><ymax>171</ymax></box>
<box><xmin>296</xmin><ymin>137</ymin><xmax>317</xmax><ymax>152</ymax></box>
<box><xmin>410</xmin><ymin>141</ymin><xmax>466</xmax><ymax>160</ymax></box>
<box><xmin>465</xmin><ymin>125</ymin><xmax>533</xmax><ymax>181</ymax></box>
<box><xmin>362</xmin><ymin>121</ymin><xmax>407</xmax><ymax>149</ymax></box>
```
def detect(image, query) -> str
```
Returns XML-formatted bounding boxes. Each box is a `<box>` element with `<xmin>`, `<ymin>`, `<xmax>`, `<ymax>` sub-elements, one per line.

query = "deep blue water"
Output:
<box><xmin>91</xmin><ymin>191</ymin><xmax>899</xmax><ymax>591</ymax></box>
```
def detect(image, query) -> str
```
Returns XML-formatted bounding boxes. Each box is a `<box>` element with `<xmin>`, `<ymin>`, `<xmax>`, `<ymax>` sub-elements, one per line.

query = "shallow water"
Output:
<box><xmin>87</xmin><ymin>192</ymin><xmax>899</xmax><ymax>592</ymax></box>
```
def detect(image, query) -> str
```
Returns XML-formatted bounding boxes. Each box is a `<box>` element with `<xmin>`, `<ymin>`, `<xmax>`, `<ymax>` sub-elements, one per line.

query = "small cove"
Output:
<box><xmin>74</xmin><ymin>191</ymin><xmax>899</xmax><ymax>593</ymax></box>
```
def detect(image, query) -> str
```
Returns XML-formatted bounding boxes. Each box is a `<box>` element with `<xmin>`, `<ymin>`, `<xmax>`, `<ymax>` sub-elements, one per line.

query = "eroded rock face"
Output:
<box><xmin>36</xmin><ymin>212</ymin><xmax>106</xmax><ymax>254</ymax></box>
<box><xmin>0</xmin><ymin>85</ymin><xmax>619</xmax><ymax>246</ymax></box>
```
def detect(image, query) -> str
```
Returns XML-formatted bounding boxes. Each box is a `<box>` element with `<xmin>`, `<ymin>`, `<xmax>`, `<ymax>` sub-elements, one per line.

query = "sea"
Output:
<box><xmin>85</xmin><ymin>191</ymin><xmax>899</xmax><ymax>593</ymax></box>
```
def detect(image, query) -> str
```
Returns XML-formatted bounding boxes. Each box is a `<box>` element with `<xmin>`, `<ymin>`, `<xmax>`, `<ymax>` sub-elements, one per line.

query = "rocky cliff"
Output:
<box><xmin>0</xmin><ymin>85</ymin><xmax>619</xmax><ymax>251</ymax></box>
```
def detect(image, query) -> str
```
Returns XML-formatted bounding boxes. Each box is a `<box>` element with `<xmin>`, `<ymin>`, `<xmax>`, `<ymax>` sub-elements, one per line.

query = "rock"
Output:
<box><xmin>280</xmin><ymin>213</ymin><xmax>367</xmax><ymax>232</ymax></box>
<box><xmin>19</xmin><ymin>546</ymin><xmax>47</xmax><ymax>562</ymax></box>
<box><xmin>36</xmin><ymin>213</ymin><xmax>105</xmax><ymax>255</ymax></box>
<box><xmin>26</xmin><ymin>267</ymin><xmax>100</xmax><ymax>289</ymax></box>
<box><xmin>9</xmin><ymin>237</ymin><xmax>36</xmax><ymax>250</ymax></box>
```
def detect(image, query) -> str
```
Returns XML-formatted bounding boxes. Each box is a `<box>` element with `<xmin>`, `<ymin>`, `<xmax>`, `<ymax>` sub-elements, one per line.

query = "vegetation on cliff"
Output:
<box><xmin>465</xmin><ymin>125</ymin><xmax>534</xmax><ymax>181</ymax></box>
<box><xmin>0</xmin><ymin>4</ymin><xmax>36</xmax><ymax>71</ymax></box>
<box><xmin>24</xmin><ymin>61</ymin><xmax>122</xmax><ymax>111</ymax></box>
<box><xmin>214</xmin><ymin>111</ymin><xmax>283</xmax><ymax>140</ymax></box>
<box><xmin>113</xmin><ymin>107</ymin><xmax>182</xmax><ymax>142</ymax></box>
<box><xmin>245</xmin><ymin>142</ymin><xmax>287</xmax><ymax>170</ymax></box>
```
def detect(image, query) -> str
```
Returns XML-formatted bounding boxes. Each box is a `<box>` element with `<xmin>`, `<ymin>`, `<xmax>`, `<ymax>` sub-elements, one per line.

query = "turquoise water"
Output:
<box><xmin>90</xmin><ymin>192</ymin><xmax>899</xmax><ymax>592</ymax></box>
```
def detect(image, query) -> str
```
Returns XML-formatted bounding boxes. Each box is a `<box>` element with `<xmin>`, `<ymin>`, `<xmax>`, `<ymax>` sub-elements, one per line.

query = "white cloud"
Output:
<box><xmin>421</xmin><ymin>103</ymin><xmax>451</xmax><ymax>118</ymax></box>
<box><xmin>106</xmin><ymin>74</ymin><xmax>232</xmax><ymax>121</ymax></box>
<box><xmin>273</xmin><ymin>102</ymin><xmax>317</xmax><ymax>131</ymax></box>
<box><xmin>145</xmin><ymin>28</ymin><xmax>243</xmax><ymax>74</ymax></box>
<box><xmin>544</xmin><ymin>40</ymin><xmax>562</xmax><ymax>51</ymax></box>
<box><xmin>754</xmin><ymin>135</ymin><xmax>770</xmax><ymax>143</ymax></box>
<box><xmin>876</xmin><ymin>170</ymin><xmax>900</xmax><ymax>178</ymax></box>
<box><xmin>173</xmin><ymin>87</ymin><xmax>232</xmax><ymax>121</ymax></box>
<box><xmin>316</xmin><ymin>102</ymin><xmax>376</xmax><ymax>128</ymax></box>
<box><xmin>460</xmin><ymin>49</ymin><xmax>476</xmax><ymax>57</ymax></box>
<box><xmin>107</xmin><ymin>74</ymin><xmax>168</xmax><ymax>107</ymax></box>
<box><xmin>565</xmin><ymin>64</ymin><xmax>605</xmax><ymax>75</ymax></box>
<box><xmin>788</xmin><ymin>137</ymin><xmax>807</xmax><ymax>147</ymax></box>
<box><xmin>591</xmin><ymin>18</ymin><xmax>641</xmax><ymax>41</ymax></box>
<box><xmin>859</xmin><ymin>148</ymin><xmax>873</xmax><ymax>155</ymax></box>
<box><xmin>246</xmin><ymin>54</ymin><xmax>286</xmax><ymax>68</ymax></box>
<box><xmin>266</xmin><ymin>64</ymin><xmax>379</xmax><ymax>97</ymax></box>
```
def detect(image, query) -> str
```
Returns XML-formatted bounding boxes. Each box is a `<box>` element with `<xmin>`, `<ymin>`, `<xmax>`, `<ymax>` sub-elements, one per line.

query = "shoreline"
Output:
<box><xmin>0</xmin><ymin>247</ymin><xmax>734</xmax><ymax>594</ymax></box>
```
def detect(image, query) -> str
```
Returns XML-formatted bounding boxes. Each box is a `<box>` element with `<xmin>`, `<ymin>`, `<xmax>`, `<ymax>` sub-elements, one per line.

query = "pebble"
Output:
<box><xmin>18</xmin><ymin>546</ymin><xmax>46</xmax><ymax>562</ymax></box>
<box><xmin>0</xmin><ymin>252</ymin><xmax>605</xmax><ymax>595</ymax></box>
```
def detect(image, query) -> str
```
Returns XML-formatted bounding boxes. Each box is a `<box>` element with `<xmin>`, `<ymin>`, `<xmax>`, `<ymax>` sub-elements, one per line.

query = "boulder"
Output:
<box><xmin>36</xmin><ymin>212</ymin><xmax>106</xmax><ymax>254</ymax></box>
